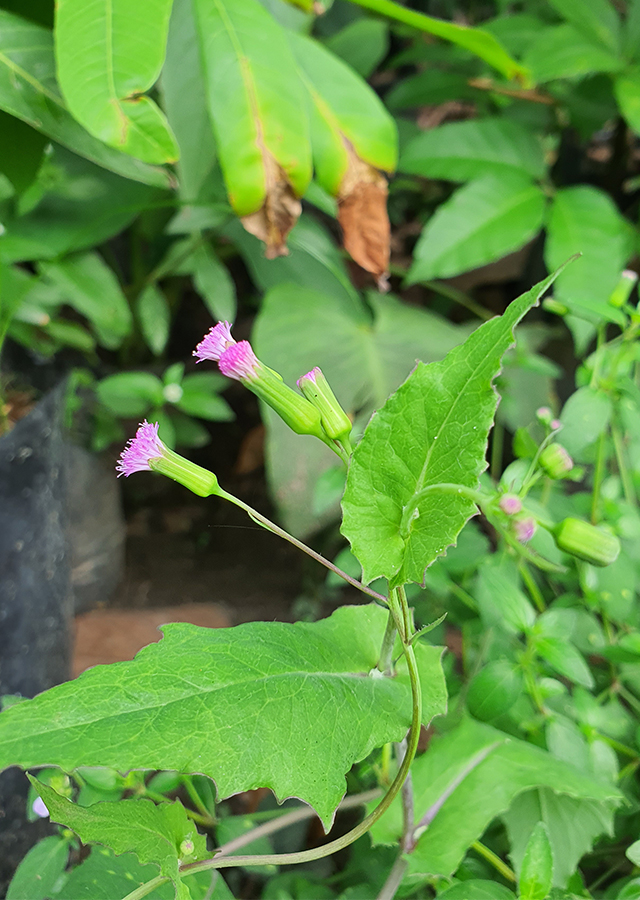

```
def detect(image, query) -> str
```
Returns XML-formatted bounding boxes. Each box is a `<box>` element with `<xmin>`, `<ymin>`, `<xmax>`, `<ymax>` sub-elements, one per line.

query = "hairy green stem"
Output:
<box><xmin>217</xmin><ymin>489</ymin><xmax>389</xmax><ymax>606</ymax></box>
<box><xmin>378</xmin><ymin>611</ymin><xmax>397</xmax><ymax>675</ymax></box>
<box><xmin>591</xmin><ymin>428</ymin><xmax>608</xmax><ymax>524</ymax></box>
<box><xmin>471</xmin><ymin>840</ymin><xmax>516</xmax><ymax>882</ymax></box>
<box><xmin>518</xmin><ymin>561</ymin><xmax>545</xmax><ymax>613</ymax></box>
<box><xmin>376</xmin><ymin>852</ymin><xmax>409</xmax><ymax>900</ymax></box>
<box><xmin>121</xmin><ymin>875</ymin><xmax>170</xmax><ymax>900</ymax></box>
<box><xmin>611</xmin><ymin>422</ymin><xmax>636</xmax><ymax>507</ymax></box>
<box><xmin>180</xmin><ymin>633</ymin><xmax>422</xmax><ymax>875</ymax></box>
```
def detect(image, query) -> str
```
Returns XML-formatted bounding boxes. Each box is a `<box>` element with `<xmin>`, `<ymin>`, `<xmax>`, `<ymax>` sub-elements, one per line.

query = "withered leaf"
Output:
<box><xmin>338</xmin><ymin>144</ymin><xmax>390</xmax><ymax>287</ymax></box>
<box><xmin>241</xmin><ymin>151</ymin><xmax>302</xmax><ymax>259</ymax></box>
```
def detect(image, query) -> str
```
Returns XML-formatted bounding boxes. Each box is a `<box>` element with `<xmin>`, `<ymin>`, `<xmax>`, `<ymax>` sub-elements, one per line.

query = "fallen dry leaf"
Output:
<box><xmin>241</xmin><ymin>150</ymin><xmax>301</xmax><ymax>258</ymax></box>
<box><xmin>338</xmin><ymin>143</ymin><xmax>390</xmax><ymax>287</ymax></box>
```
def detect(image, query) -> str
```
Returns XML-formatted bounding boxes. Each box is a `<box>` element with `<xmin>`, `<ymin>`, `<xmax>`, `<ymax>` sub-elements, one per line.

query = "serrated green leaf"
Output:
<box><xmin>192</xmin><ymin>243</ymin><xmax>236</xmax><ymax>323</ymax></box>
<box><xmin>162</xmin><ymin>0</ymin><xmax>217</xmax><ymax>202</ymax></box>
<box><xmin>0</xmin><ymin>605</ymin><xmax>446</xmax><ymax>830</ymax></box>
<box><xmin>341</xmin><ymin>272</ymin><xmax>560</xmax><ymax>586</ymax></box>
<box><xmin>39</xmin><ymin>251</ymin><xmax>132</xmax><ymax>349</ymax></box>
<box><xmin>193</xmin><ymin>0</ymin><xmax>311</xmax><ymax>216</ymax></box>
<box><xmin>55</xmin><ymin>0</ymin><xmax>178</xmax><ymax>164</ymax></box>
<box><xmin>0</xmin><ymin>10</ymin><xmax>172</xmax><ymax>187</ymax></box>
<box><xmin>136</xmin><ymin>284</ymin><xmax>171</xmax><ymax>357</ymax></box>
<box><xmin>56</xmin><ymin>846</ymin><xmax>176</xmax><ymax>900</ymax></box>
<box><xmin>370</xmin><ymin>717</ymin><xmax>620</xmax><ymax>879</ymax></box>
<box><xmin>254</xmin><ymin>283</ymin><xmax>468</xmax><ymax>536</ymax></box>
<box><xmin>545</xmin><ymin>186</ymin><xmax>631</xmax><ymax>324</ymax></box>
<box><xmin>96</xmin><ymin>371</ymin><xmax>165</xmax><ymax>417</ymax></box>
<box><xmin>504</xmin><ymin>788</ymin><xmax>615</xmax><ymax>888</ymax></box>
<box><xmin>287</xmin><ymin>31</ymin><xmax>396</xmax><ymax>196</ymax></box>
<box><xmin>519</xmin><ymin>821</ymin><xmax>554</xmax><ymax>900</ymax></box>
<box><xmin>6</xmin><ymin>835</ymin><xmax>69</xmax><ymax>900</ymax></box>
<box><xmin>33</xmin><ymin>782</ymin><xmax>206</xmax><ymax>887</ymax></box>
<box><xmin>400</xmin><ymin>117</ymin><xmax>545</xmax><ymax>182</ymax></box>
<box><xmin>407</xmin><ymin>173</ymin><xmax>547</xmax><ymax>284</ymax></box>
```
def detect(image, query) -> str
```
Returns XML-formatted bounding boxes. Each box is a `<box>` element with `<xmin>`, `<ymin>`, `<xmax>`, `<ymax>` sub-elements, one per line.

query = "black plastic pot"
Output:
<box><xmin>0</xmin><ymin>383</ymin><xmax>73</xmax><ymax>891</ymax></box>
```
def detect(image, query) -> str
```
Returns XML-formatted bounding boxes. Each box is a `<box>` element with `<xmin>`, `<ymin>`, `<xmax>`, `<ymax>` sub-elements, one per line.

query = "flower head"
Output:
<box><xmin>219</xmin><ymin>341</ymin><xmax>261</xmax><ymax>382</ymax></box>
<box><xmin>297</xmin><ymin>366</ymin><xmax>352</xmax><ymax>443</ymax></box>
<box><xmin>514</xmin><ymin>516</ymin><xmax>537</xmax><ymax>543</ymax></box>
<box><xmin>116</xmin><ymin>421</ymin><xmax>165</xmax><ymax>477</ymax></box>
<box><xmin>193</xmin><ymin>321</ymin><xmax>235</xmax><ymax>363</ymax></box>
<box><xmin>499</xmin><ymin>493</ymin><xmax>522</xmax><ymax>516</ymax></box>
<box><xmin>297</xmin><ymin>366</ymin><xmax>321</xmax><ymax>389</ymax></box>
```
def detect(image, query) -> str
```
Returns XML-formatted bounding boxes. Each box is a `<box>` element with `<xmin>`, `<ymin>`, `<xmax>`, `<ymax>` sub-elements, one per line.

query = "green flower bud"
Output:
<box><xmin>542</xmin><ymin>297</ymin><xmax>569</xmax><ymax>316</ymax></box>
<box><xmin>609</xmin><ymin>269</ymin><xmax>638</xmax><ymax>308</ymax></box>
<box><xmin>539</xmin><ymin>443</ymin><xmax>573</xmax><ymax>479</ymax></box>
<box><xmin>554</xmin><ymin>517</ymin><xmax>620</xmax><ymax>567</ymax></box>
<box><xmin>297</xmin><ymin>367</ymin><xmax>352</xmax><ymax>442</ymax></box>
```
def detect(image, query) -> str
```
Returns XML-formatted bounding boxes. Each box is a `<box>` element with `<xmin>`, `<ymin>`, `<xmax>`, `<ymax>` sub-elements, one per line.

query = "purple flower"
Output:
<box><xmin>297</xmin><ymin>366</ymin><xmax>321</xmax><ymax>389</ymax></box>
<box><xmin>193</xmin><ymin>321</ymin><xmax>236</xmax><ymax>363</ymax></box>
<box><xmin>32</xmin><ymin>797</ymin><xmax>49</xmax><ymax>818</ymax></box>
<box><xmin>499</xmin><ymin>494</ymin><xmax>522</xmax><ymax>516</ymax></box>
<box><xmin>116</xmin><ymin>421</ymin><xmax>165</xmax><ymax>477</ymax></box>
<box><xmin>514</xmin><ymin>516</ymin><xmax>537</xmax><ymax>543</ymax></box>
<box><xmin>550</xmin><ymin>419</ymin><xmax>562</xmax><ymax>431</ymax></box>
<box><xmin>218</xmin><ymin>341</ymin><xmax>261</xmax><ymax>382</ymax></box>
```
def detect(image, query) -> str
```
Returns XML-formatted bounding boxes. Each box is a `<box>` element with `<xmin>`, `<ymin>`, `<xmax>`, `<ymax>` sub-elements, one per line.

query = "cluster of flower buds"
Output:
<box><xmin>194</xmin><ymin>321</ymin><xmax>352</xmax><ymax>455</ymax></box>
<box><xmin>498</xmin><ymin>492</ymin><xmax>536</xmax><ymax>543</ymax></box>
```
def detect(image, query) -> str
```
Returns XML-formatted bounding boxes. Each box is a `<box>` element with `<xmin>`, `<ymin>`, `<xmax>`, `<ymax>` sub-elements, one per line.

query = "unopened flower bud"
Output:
<box><xmin>550</xmin><ymin>419</ymin><xmax>562</xmax><ymax>431</ymax></box>
<box><xmin>539</xmin><ymin>443</ymin><xmax>573</xmax><ymax>479</ymax></box>
<box><xmin>554</xmin><ymin>517</ymin><xmax>620</xmax><ymax>567</ymax></box>
<box><xmin>499</xmin><ymin>493</ymin><xmax>522</xmax><ymax>515</ymax></box>
<box><xmin>297</xmin><ymin>367</ymin><xmax>352</xmax><ymax>442</ymax></box>
<box><xmin>609</xmin><ymin>269</ymin><xmax>638</xmax><ymax>308</ymax></box>
<box><xmin>536</xmin><ymin>407</ymin><xmax>553</xmax><ymax>425</ymax></box>
<box><xmin>514</xmin><ymin>516</ymin><xmax>536</xmax><ymax>543</ymax></box>
<box><xmin>116</xmin><ymin>421</ymin><xmax>220</xmax><ymax>497</ymax></box>
<box><xmin>542</xmin><ymin>297</ymin><xmax>569</xmax><ymax>316</ymax></box>
<box><xmin>179</xmin><ymin>839</ymin><xmax>195</xmax><ymax>857</ymax></box>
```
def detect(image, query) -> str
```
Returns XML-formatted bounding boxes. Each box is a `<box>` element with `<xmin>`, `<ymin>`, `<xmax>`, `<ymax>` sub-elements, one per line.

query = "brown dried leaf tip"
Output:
<box><xmin>338</xmin><ymin>143</ymin><xmax>390</xmax><ymax>289</ymax></box>
<box><xmin>241</xmin><ymin>152</ymin><xmax>301</xmax><ymax>259</ymax></box>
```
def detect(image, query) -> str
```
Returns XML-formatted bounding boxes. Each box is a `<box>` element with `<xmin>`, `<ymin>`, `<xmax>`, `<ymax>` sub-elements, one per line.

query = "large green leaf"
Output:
<box><xmin>399</xmin><ymin>117</ymin><xmax>545</xmax><ymax>182</ymax></box>
<box><xmin>0</xmin><ymin>10</ymin><xmax>172</xmax><ymax>187</ymax></box>
<box><xmin>55</xmin><ymin>0</ymin><xmax>178</xmax><ymax>164</ymax></box>
<box><xmin>504</xmin><ymin>788</ymin><xmax>616</xmax><ymax>888</ymax></box>
<box><xmin>287</xmin><ymin>30</ymin><xmax>397</xmax><ymax>195</ymax></box>
<box><xmin>34</xmin><ymin>783</ymin><xmax>207</xmax><ymax>890</ymax></box>
<box><xmin>544</xmin><ymin>186</ymin><xmax>631</xmax><ymax>323</ymax></box>
<box><xmin>39</xmin><ymin>250</ymin><xmax>132</xmax><ymax>349</ymax></box>
<box><xmin>0</xmin><ymin>605</ymin><xmax>446</xmax><ymax>829</ymax></box>
<box><xmin>161</xmin><ymin>0</ymin><xmax>216</xmax><ymax>202</ymax></box>
<box><xmin>547</xmin><ymin>0</ymin><xmax>621</xmax><ymax>53</ymax></box>
<box><xmin>369</xmin><ymin>718</ymin><xmax>620</xmax><ymax>879</ymax></box>
<box><xmin>0</xmin><ymin>146</ymin><xmax>159</xmax><ymax>263</ymax></box>
<box><xmin>407</xmin><ymin>173</ymin><xmax>547</xmax><ymax>284</ymax></box>
<box><xmin>193</xmin><ymin>0</ymin><xmax>311</xmax><ymax>217</ymax></box>
<box><xmin>6</xmin><ymin>835</ymin><xmax>69</xmax><ymax>900</ymax></box>
<box><xmin>524</xmin><ymin>24</ymin><xmax>623</xmax><ymax>82</ymax></box>
<box><xmin>341</xmin><ymin>272</ymin><xmax>560</xmax><ymax>587</ymax></box>
<box><xmin>253</xmin><ymin>283</ymin><xmax>468</xmax><ymax>536</ymax></box>
<box><xmin>55</xmin><ymin>846</ymin><xmax>175</xmax><ymax>900</ymax></box>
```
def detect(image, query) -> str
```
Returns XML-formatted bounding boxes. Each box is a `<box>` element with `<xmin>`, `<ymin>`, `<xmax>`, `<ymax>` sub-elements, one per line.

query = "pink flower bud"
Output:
<box><xmin>499</xmin><ymin>494</ymin><xmax>522</xmax><ymax>516</ymax></box>
<box><xmin>550</xmin><ymin>419</ymin><xmax>562</xmax><ymax>431</ymax></box>
<box><xmin>536</xmin><ymin>407</ymin><xmax>552</xmax><ymax>424</ymax></box>
<box><xmin>116</xmin><ymin>421</ymin><xmax>165</xmax><ymax>477</ymax></box>
<box><xmin>193</xmin><ymin>321</ymin><xmax>235</xmax><ymax>363</ymax></box>
<box><xmin>218</xmin><ymin>341</ymin><xmax>261</xmax><ymax>382</ymax></box>
<box><xmin>514</xmin><ymin>516</ymin><xmax>536</xmax><ymax>543</ymax></box>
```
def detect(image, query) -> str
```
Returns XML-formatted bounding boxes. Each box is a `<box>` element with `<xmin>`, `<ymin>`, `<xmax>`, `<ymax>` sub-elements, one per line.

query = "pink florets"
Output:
<box><xmin>297</xmin><ymin>366</ymin><xmax>321</xmax><ymax>389</ymax></box>
<box><xmin>193</xmin><ymin>321</ymin><xmax>235</xmax><ymax>363</ymax></box>
<box><xmin>116</xmin><ymin>421</ymin><xmax>165</xmax><ymax>477</ymax></box>
<box><xmin>499</xmin><ymin>494</ymin><xmax>522</xmax><ymax>516</ymax></box>
<box><xmin>514</xmin><ymin>516</ymin><xmax>537</xmax><ymax>543</ymax></box>
<box><xmin>218</xmin><ymin>341</ymin><xmax>260</xmax><ymax>382</ymax></box>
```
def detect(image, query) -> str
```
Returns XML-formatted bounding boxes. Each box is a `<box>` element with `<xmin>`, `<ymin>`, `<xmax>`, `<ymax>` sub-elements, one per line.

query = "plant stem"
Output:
<box><xmin>611</xmin><ymin>422</ymin><xmax>636</xmax><ymax>507</ymax></box>
<box><xmin>591</xmin><ymin>428</ymin><xmax>608</xmax><ymax>524</ymax></box>
<box><xmin>121</xmin><ymin>875</ymin><xmax>170</xmax><ymax>900</ymax></box>
<box><xmin>217</xmin><ymin>489</ymin><xmax>389</xmax><ymax>606</ymax></box>
<box><xmin>378</xmin><ymin>611</ymin><xmax>397</xmax><ymax>675</ymax></box>
<box><xmin>180</xmin><ymin>632</ymin><xmax>422</xmax><ymax>875</ymax></box>
<box><xmin>421</xmin><ymin>280</ymin><xmax>493</xmax><ymax>322</ymax></box>
<box><xmin>519</xmin><ymin>561</ymin><xmax>546</xmax><ymax>613</ymax></box>
<box><xmin>376</xmin><ymin>852</ymin><xmax>409</xmax><ymax>900</ymax></box>
<box><xmin>215</xmin><ymin>788</ymin><xmax>381</xmax><ymax>858</ymax></box>
<box><xmin>471</xmin><ymin>840</ymin><xmax>516</xmax><ymax>883</ymax></box>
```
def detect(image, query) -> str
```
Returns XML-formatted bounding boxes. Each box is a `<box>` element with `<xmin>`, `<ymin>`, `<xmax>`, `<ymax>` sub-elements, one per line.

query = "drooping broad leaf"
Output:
<box><xmin>504</xmin><ymin>788</ymin><xmax>616</xmax><ymax>888</ymax></box>
<box><xmin>39</xmin><ymin>250</ymin><xmax>132</xmax><ymax>349</ymax></box>
<box><xmin>0</xmin><ymin>605</ymin><xmax>447</xmax><ymax>829</ymax></box>
<box><xmin>400</xmin><ymin>117</ymin><xmax>545</xmax><ymax>183</ymax></box>
<box><xmin>33</xmin><ymin>782</ymin><xmax>206</xmax><ymax>890</ymax></box>
<box><xmin>0</xmin><ymin>10</ymin><xmax>172</xmax><ymax>187</ymax></box>
<box><xmin>287</xmin><ymin>30</ymin><xmax>397</xmax><ymax>195</ymax></box>
<box><xmin>545</xmin><ymin>186</ymin><xmax>631</xmax><ymax>323</ymax></box>
<box><xmin>524</xmin><ymin>24</ymin><xmax>623</xmax><ymax>83</ymax></box>
<box><xmin>407</xmin><ymin>173</ymin><xmax>547</xmax><ymax>284</ymax></box>
<box><xmin>161</xmin><ymin>0</ymin><xmax>217</xmax><ymax>202</ymax></box>
<box><xmin>341</xmin><ymin>271</ymin><xmax>562</xmax><ymax>587</ymax></box>
<box><xmin>193</xmin><ymin>0</ymin><xmax>311</xmax><ymax>229</ymax></box>
<box><xmin>369</xmin><ymin>718</ymin><xmax>621</xmax><ymax>879</ymax></box>
<box><xmin>253</xmin><ymin>283</ymin><xmax>469</xmax><ymax>536</ymax></box>
<box><xmin>55</xmin><ymin>0</ymin><xmax>178</xmax><ymax>164</ymax></box>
